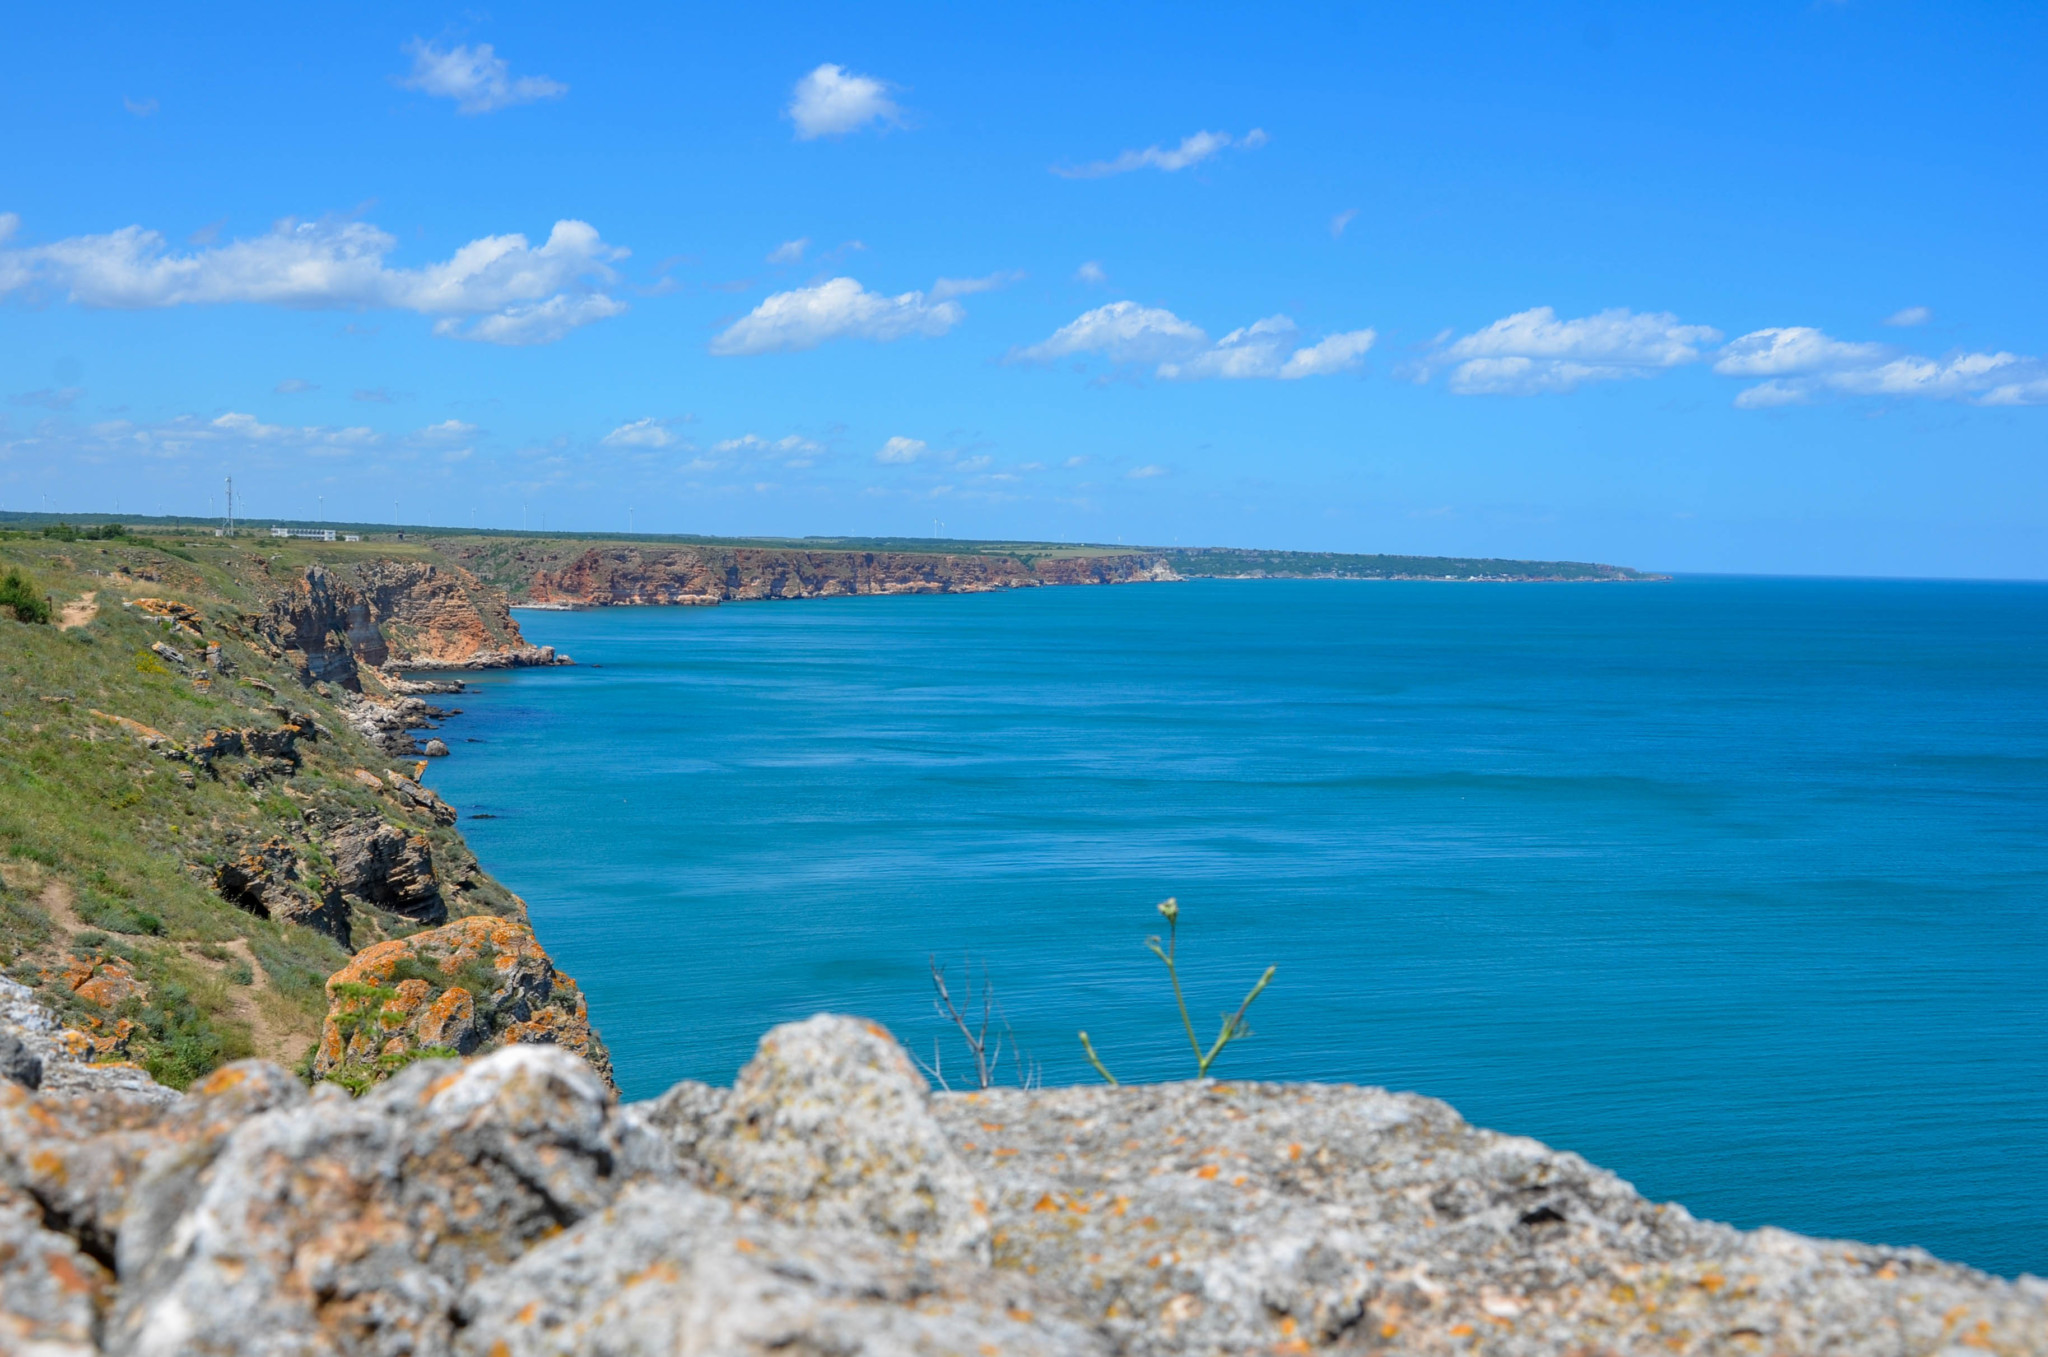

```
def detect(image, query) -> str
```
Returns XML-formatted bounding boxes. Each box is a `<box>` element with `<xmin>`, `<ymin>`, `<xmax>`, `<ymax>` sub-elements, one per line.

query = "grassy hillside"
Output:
<box><xmin>0</xmin><ymin>526</ymin><xmax>525</xmax><ymax>1086</ymax></box>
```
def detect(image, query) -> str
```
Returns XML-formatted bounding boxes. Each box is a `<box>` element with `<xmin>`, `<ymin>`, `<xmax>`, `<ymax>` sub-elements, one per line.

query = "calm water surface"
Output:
<box><xmin>419</xmin><ymin>578</ymin><xmax>2048</xmax><ymax>1276</ymax></box>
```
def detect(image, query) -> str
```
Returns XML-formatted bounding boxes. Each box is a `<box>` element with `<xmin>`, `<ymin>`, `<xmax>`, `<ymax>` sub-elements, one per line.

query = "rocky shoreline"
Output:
<box><xmin>2</xmin><ymin>1005</ymin><xmax>2042</xmax><ymax>1356</ymax></box>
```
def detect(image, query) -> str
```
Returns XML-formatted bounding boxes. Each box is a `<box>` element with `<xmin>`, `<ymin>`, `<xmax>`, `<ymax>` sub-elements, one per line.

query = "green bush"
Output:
<box><xmin>39</xmin><ymin>522</ymin><xmax>127</xmax><ymax>542</ymax></box>
<box><xmin>74</xmin><ymin>890</ymin><xmax>165</xmax><ymax>936</ymax></box>
<box><xmin>139</xmin><ymin>981</ymin><xmax>242</xmax><ymax>1088</ymax></box>
<box><xmin>0</xmin><ymin>570</ymin><xmax>50</xmax><ymax>624</ymax></box>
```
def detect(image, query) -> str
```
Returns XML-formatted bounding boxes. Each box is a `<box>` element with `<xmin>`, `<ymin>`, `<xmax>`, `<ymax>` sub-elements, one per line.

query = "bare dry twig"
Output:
<box><xmin>915</xmin><ymin>954</ymin><xmax>1039</xmax><ymax>1091</ymax></box>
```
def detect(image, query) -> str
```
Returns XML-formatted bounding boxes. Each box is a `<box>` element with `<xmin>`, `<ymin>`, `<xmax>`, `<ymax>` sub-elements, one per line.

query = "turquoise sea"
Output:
<box><xmin>419</xmin><ymin>577</ymin><xmax>2048</xmax><ymax>1277</ymax></box>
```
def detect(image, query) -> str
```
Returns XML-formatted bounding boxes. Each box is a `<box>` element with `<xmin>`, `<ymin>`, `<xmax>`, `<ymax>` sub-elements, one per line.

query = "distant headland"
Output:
<box><xmin>0</xmin><ymin>514</ymin><xmax>1663</xmax><ymax>617</ymax></box>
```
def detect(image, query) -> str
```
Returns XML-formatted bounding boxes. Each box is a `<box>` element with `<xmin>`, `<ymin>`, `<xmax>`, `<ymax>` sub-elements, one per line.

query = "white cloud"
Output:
<box><xmin>1126</xmin><ymin>464</ymin><xmax>1167</xmax><ymax>479</ymax></box>
<box><xmin>767</xmin><ymin>238</ymin><xmax>809</xmax><ymax>264</ymax></box>
<box><xmin>3</xmin><ymin>409</ymin><xmax>392</xmax><ymax>466</ymax></box>
<box><xmin>433</xmin><ymin>291</ymin><xmax>627</xmax><ymax>345</ymax></box>
<box><xmin>603</xmin><ymin>418</ymin><xmax>679</xmax><ymax>449</ymax></box>
<box><xmin>1712</xmin><ymin>326</ymin><xmax>1890</xmax><ymax>377</ymax></box>
<box><xmin>1159</xmin><ymin>316</ymin><xmax>1376</xmax><ymax>381</ymax></box>
<box><xmin>1019</xmin><ymin>301</ymin><xmax>1373</xmax><ymax>380</ymax></box>
<box><xmin>209</xmin><ymin>412</ymin><xmax>380</xmax><ymax>451</ymax></box>
<box><xmin>713</xmin><ymin>433</ymin><xmax>823</xmax><ymax>457</ymax></box>
<box><xmin>1715</xmin><ymin>324</ymin><xmax>2048</xmax><ymax>408</ymax></box>
<box><xmin>1280</xmin><ymin>328</ymin><xmax>1377</xmax><ymax>378</ymax></box>
<box><xmin>789</xmin><ymin>64</ymin><xmax>900</xmax><ymax>139</ymax></box>
<box><xmin>1885</xmin><ymin>305</ymin><xmax>1933</xmax><ymax>327</ymax></box>
<box><xmin>413</xmin><ymin>419</ymin><xmax>479</xmax><ymax>444</ymax></box>
<box><xmin>123</xmin><ymin>97</ymin><xmax>158</xmax><ymax>118</ymax></box>
<box><xmin>1430</xmin><ymin>306</ymin><xmax>1722</xmax><ymax>394</ymax></box>
<box><xmin>876</xmin><ymin>435</ymin><xmax>927</xmax><ymax>463</ymax></box>
<box><xmin>1055</xmin><ymin>128</ymin><xmax>1268</xmax><ymax>179</ymax></box>
<box><xmin>709</xmin><ymin>277</ymin><xmax>963</xmax><ymax>355</ymax></box>
<box><xmin>1330</xmin><ymin>209</ymin><xmax>1358</xmax><ymax>238</ymax></box>
<box><xmin>1730</xmin><ymin>380</ymin><xmax>1810</xmax><ymax>410</ymax></box>
<box><xmin>1013</xmin><ymin>301</ymin><xmax>1207</xmax><ymax>365</ymax></box>
<box><xmin>399</xmin><ymin>40</ymin><xmax>566</xmax><ymax>115</ymax></box>
<box><xmin>0</xmin><ymin>215</ymin><xmax>627</xmax><ymax>345</ymax></box>
<box><xmin>1981</xmin><ymin>373</ymin><xmax>2048</xmax><ymax>406</ymax></box>
<box><xmin>930</xmin><ymin>270</ymin><xmax>1023</xmax><ymax>302</ymax></box>
<box><xmin>1074</xmin><ymin>261</ymin><xmax>1107</xmax><ymax>285</ymax></box>
<box><xmin>273</xmin><ymin>378</ymin><xmax>316</xmax><ymax>394</ymax></box>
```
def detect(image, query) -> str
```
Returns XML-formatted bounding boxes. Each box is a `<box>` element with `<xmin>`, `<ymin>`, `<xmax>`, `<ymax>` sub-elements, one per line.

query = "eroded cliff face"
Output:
<box><xmin>2</xmin><ymin>1012</ymin><xmax>2043</xmax><ymax>1357</ymax></box>
<box><xmin>256</xmin><ymin>560</ymin><xmax>564</xmax><ymax>686</ymax></box>
<box><xmin>443</xmin><ymin>541</ymin><xmax>1180</xmax><ymax>608</ymax></box>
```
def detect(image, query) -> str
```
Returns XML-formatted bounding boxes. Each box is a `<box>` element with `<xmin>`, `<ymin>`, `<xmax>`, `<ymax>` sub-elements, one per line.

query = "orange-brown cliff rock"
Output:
<box><xmin>511</xmin><ymin>545</ymin><xmax>1179</xmax><ymax>607</ymax></box>
<box><xmin>313</xmin><ymin>915</ymin><xmax>614</xmax><ymax>1090</ymax></box>
<box><xmin>258</xmin><ymin>560</ymin><xmax>565</xmax><ymax>689</ymax></box>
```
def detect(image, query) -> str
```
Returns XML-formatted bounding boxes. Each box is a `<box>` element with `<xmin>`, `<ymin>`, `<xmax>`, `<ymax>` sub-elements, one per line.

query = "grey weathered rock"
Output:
<box><xmin>931</xmin><ymin>1081</ymin><xmax>2048</xmax><ymax>1356</ymax></box>
<box><xmin>0</xmin><ymin>976</ymin><xmax>176</xmax><ymax>1103</ymax></box>
<box><xmin>696</xmin><ymin>1014</ymin><xmax>992</xmax><ymax>1261</ymax></box>
<box><xmin>337</xmin><ymin>691</ymin><xmax>424</xmax><ymax>755</ymax></box>
<box><xmin>454</xmin><ymin>1181</ymin><xmax>1108</xmax><ymax>1357</ymax></box>
<box><xmin>109</xmin><ymin>1046</ymin><xmax>617</xmax><ymax>1357</ymax></box>
<box><xmin>0</xmin><ymin>1030</ymin><xmax>41</xmax><ymax>1089</ymax></box>
<box><xmin>422</xmin><ymin>738</ymin><xmax>450</xmax><ymax>757</ymax></box>
<box><xmin>1</xmin><ymin>1060</ymin><xmax>302</xmax><ymax>1270</ymax></box>
<box><xmin>324</xmin><ymin>817</ymin><xmax>444</xmax><ymax>921</ymax></box>
<box><xmin>0</xmin><ymin>1181</ymin><xmax>109</xmax><ymax>1357</ymax></box>
<box><xmin>212</xmin><ymin>836</ymin><xmax>350</xmax><ymax>942</ymax></box>
<box><xmin>381</xmin><ymin>771</ymin><xmax>459</xmax><ymax>825</ymax></box>
<box><xmin>2</xmin><ymin>1010</ymin><xmax>2042</xmax><ymax>1357</ymax></box>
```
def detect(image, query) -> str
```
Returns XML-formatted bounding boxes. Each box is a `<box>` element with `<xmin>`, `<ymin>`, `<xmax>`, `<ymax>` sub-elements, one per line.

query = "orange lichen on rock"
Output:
<box><xmin>313</xmin><ymin>916</ymin><xmax>614</xmax><ymax>1091</ymax></box>
<box><xmin>54</xmin><ymin>956</ymin><xmax>148</xmax><ymax>1010</ymax></box>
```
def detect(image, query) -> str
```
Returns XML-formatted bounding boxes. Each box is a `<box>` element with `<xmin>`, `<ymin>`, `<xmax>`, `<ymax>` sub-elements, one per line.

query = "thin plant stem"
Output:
<box><xmin>1198</xmin><ymin>964</ymin><xmax>1276</xmax><ymax>1075</ymax></box>
<box><xmin>1146</xmin><ymin>917</ymin><xmax>1207</xmax><ymax>1071</ymax></box>
<box><xmin>1078</xmin><ymin>1030</ymin><xmax>1119</xmax><ymax>1086</ymax></box>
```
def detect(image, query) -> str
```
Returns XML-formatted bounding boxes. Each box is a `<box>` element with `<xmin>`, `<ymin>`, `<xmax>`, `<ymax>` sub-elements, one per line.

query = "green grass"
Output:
<box><xmin>0</xmin><ymin>534</ymin><xmax>520</xmax><ymax>1086</ymax></box>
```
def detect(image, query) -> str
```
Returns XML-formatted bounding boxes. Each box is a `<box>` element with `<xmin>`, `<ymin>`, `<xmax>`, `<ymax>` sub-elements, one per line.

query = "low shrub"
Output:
<box><xmin>39</xmin><ymin>522</ymin><xmax>128</xmax><ymax>542</ymax></box>
<box><xmin>0</xmin><ymin>569</ymin><xmax>50</xmax><ymax>624</ymax></box>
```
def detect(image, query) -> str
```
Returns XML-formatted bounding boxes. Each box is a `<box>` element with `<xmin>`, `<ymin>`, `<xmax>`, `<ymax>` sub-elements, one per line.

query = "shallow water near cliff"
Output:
<box><xmin>420</xmin><ymin>576</ymin><xmax>2048</xmax><ymax>1276</ymax></box>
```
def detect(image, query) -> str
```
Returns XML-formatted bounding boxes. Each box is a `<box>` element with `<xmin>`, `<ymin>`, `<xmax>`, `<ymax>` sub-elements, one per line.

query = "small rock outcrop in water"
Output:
<box><xmin>1</xmin><ymin>1007</ymin><xmax>2042</xmax><ymax>1356</ymax></box>
<box><xmin>311</xmin><ymin>916</ymin><xmax>614</xmax><ymax>1092</ymax></box>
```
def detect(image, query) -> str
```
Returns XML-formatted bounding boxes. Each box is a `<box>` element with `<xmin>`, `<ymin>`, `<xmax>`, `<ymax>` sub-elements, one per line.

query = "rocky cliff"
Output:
<box><xmin>255</xmin><ymin>559</ymin><xmax>566</xmax><ymax>684</ymax></box>
<box><xmin>439</xmin><ymin>541</ymin><xmax>1181</xmax><ymax>607</ymax></box>
<box><xmin>2</xmin><ymin>1008</ymin><xmax>2041</xmax><ymax>1357</ymax></box>
<box><xmin>0</xmin><ymin>531</ymin><xmax>574</xmax><ymax>1088</ymax></box>
<box><xmin>313</xmin><ymin>915</ymin><xmax>613</xmax><ymax>1093</ymax></box>
<box><xmin>430</xmin><ymin>535</ymin><xmax>1658</xmax><ymax>608</ymax></box>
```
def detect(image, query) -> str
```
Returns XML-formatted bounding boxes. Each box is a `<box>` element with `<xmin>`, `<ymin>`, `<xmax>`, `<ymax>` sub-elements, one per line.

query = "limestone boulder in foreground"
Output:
<box><xmin>1</xmin><ymin>1006</ymin><xmax>2042</xmax><ymax>1356</ymax></box>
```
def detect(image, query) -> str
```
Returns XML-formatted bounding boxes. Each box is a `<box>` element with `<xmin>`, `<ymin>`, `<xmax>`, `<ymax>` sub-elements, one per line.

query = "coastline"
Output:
<box><xmin>5</xmin><ymin>531</ymin><xmax>2047</xmax><ymax>1351</ymax></box>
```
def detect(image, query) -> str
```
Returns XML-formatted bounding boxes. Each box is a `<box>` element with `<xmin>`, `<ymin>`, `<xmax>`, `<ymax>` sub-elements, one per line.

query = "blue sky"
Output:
<box><xmin>2</xmin><ymin>2</ymin><xmax>2043</xmax><ymax>575</ymax></box>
